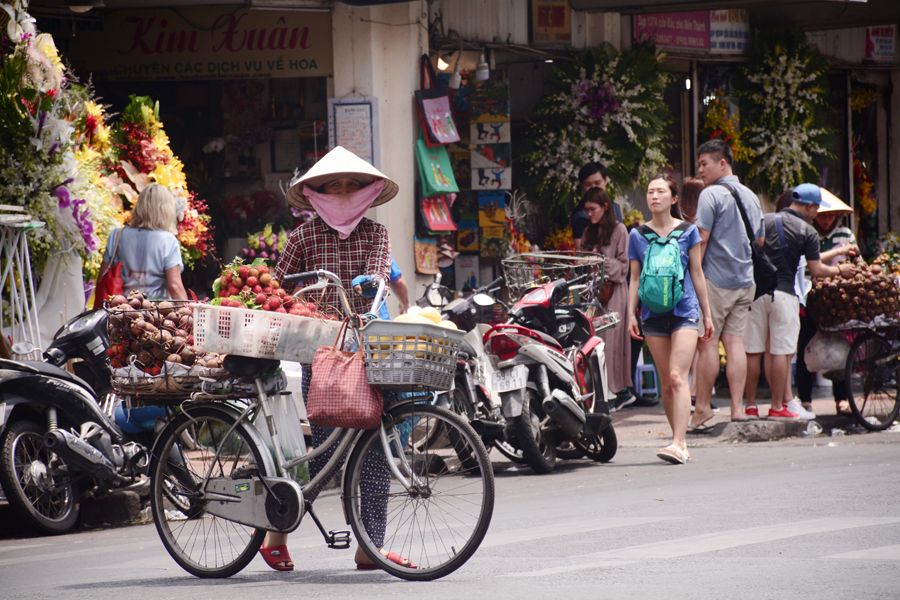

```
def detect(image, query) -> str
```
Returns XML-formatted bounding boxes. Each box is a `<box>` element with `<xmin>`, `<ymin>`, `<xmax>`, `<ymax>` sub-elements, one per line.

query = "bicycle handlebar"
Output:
<box><xmin>282</xmin><ymin>269</ymin><xmax>385</xmax><ymax>316</ymax></box>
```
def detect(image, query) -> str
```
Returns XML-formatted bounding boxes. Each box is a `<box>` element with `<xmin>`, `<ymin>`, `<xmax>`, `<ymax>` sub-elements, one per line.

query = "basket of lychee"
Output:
<box><xmin>196</xmin><ymin>258</ymin><xmax>343</xmax><ymax>362</ymax></box>
<box><xmin>807</xmin><ymin>255</ymin><xmax>900</xmax><ymax>330</ymax></box>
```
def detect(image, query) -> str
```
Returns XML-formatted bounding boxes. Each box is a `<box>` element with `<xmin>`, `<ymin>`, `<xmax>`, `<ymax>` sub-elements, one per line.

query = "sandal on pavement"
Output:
<box><xmin>357</xmin><ymin>551</ymin><xmax>417</xmax><ymax>570</ymax></box>
<box><xmin>260</xmin><ymin>545</ymin><xmax>294</xmax><ymax>571</ymax></box>
<box><xmin>656</xmin><ymin>445</ymin><xmax>689</xmax><ymax>465</ymax></box>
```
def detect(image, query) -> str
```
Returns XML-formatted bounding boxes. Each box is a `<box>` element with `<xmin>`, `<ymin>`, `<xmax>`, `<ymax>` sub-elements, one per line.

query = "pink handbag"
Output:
<box><xmin>307</xmin><ymin>317</ymin><xmax>384</xmax><ymax>430</ymax></box>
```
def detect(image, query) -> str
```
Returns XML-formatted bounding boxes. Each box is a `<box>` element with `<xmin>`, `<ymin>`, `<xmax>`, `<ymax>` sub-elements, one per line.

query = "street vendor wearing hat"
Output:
<box><xmin>796</xmin><ymin>186</ymin><xmax>859</xmax><ymax>416</ymax></box>
<box><xmin>264</xmin><ymin>146</ymin><xmax>407</xmax><ymax>572</ymax></box>
<box><xmin>743</xmin><ymin>183</ymin><xmax>858</xmax><ymax>422</ymax></box>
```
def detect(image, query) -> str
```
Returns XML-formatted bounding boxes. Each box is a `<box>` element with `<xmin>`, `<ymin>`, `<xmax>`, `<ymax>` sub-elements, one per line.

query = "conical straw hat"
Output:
<box><xmin>285</xmin><ymin>146</ymin><xmax>398</xmax><ymax>211</ymax></box>
<box><xmin>817</xmin><ymin>188</ymin><xmax>852</xmax><ymax>214</ymax></box>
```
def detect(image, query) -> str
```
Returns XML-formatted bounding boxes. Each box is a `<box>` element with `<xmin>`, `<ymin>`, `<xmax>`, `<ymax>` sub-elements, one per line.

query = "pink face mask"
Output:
<box><xmin>304</xmin><ymin>179</ymin><xmax>385</xmax><ymax>239</ymax></box>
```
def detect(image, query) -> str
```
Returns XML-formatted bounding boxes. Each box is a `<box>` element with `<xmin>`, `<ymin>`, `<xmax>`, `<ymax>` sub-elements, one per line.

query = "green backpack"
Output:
<box><xmin>638</xmin><ymin>222</ymin><xmax>691</xmax><ymax>314</ymax></box>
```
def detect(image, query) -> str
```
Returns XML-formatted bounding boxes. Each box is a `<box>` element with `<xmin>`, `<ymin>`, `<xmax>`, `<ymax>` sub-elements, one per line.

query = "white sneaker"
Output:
<box><xmin>786</xmin><ymin>398</ymin><xmax>816</xmax><ymax>420</ymax></box>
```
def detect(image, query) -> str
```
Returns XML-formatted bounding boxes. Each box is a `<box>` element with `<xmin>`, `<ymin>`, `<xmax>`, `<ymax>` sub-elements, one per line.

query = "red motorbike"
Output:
<box><xmin>483</xmin><ymin>274</ymin><xmax>616</xmax><ymax>474</ymax></box>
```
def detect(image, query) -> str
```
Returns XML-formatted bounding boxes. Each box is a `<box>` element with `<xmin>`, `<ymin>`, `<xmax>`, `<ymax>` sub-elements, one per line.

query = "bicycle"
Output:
<box><xmin>842</xmin><ymin>323</ymin><xmax>900</xmax><ymax>431</ymax></box>
<box><xmin>147</xmin><ymin>270</ymin><xmax>495</xmax><ymax>581</ymax></box>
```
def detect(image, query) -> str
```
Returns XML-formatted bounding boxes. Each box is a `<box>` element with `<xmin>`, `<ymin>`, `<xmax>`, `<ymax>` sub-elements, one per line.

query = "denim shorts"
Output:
<box><xmin>641</xmin><ymin>315</ymin><xmax>699</xmax><ymax>337</ymax></box>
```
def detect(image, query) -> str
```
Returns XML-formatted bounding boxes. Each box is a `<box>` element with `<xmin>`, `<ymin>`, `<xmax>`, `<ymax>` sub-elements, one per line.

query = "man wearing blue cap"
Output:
<box><xmin>742</xmin><ymin>183</ymin><xmax>857</xmax><ymax>421</ymax></box>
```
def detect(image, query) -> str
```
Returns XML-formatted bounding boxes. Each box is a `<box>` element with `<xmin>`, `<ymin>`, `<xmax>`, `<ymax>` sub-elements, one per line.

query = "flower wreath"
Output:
<box><xmin>733</xmin><ymin>24</ymin><xmax>835</xmax><ymax>200</ymax></box>
<box><xmin>521</xmin><ymin>41</ymin><xmax>672</xmax><ymax>216</ymax></box>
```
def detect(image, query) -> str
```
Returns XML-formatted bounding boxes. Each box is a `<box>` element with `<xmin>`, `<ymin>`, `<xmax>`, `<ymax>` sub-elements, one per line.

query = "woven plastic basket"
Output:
<box><xmin>360</xmin><ymin>320</ymin><xmax>464</xmax><ymax>391</ymax></box>
<box><xmin>502</xmin><ymin>251</ymin><xmax>607</xmax><ymax>302</ymax></box>
<box><xmin>191</xmin><ymin>303</ymin><xmax>342</xmax><ymax>363</ymax></box>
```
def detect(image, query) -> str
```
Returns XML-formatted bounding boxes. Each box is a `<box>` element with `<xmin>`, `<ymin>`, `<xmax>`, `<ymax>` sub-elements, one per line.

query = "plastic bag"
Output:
<box><xmin>804</xmin><ymin>332</ymin><xmax>850</xmax><ymax>373</ymax></box>
<box><xmin>254</xmin><ymin>394</ymin><xmax>310</xmax><ymax>484</ymax></box>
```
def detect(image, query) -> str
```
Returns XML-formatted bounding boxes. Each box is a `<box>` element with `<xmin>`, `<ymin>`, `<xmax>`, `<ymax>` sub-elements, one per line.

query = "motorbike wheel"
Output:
<box><xmin>514</xmin><ymin>391</ymin><xmax>556</xmax><ymax>474</ymax></box>
<box><xmin>0</xmin><ymin>420</ymin><xmax>80</xmax><ymax>535</ymax></box>
<box><xmin>555</xmin><ymin>439</ymin><xmax>586</xmax><ymax>460</ymax></box>
<box><xmin>150</xmin><ymin>407</ymin><xmax>267</xmax><ymax>578</ymax></box>
<box><xmin>492</xmin><ymin>441</ymin><xmax>526</xmax><ymax>464</ymax></box>
<box><xmin>574</xmin><ymin>425</ymin><xmax>618</xmax><ymax>463</ymax></box>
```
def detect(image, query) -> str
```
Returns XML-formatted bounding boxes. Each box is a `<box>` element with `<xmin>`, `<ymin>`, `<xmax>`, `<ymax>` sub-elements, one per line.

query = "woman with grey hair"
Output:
<box><xmin>97</xmin><ymin>183</ymin><xmax>187</xmax><ymax>300</ymax></box>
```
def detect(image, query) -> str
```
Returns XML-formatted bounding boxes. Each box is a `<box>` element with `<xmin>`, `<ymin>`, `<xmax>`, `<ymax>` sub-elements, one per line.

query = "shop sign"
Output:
<box><xmin>53</xmin><ymin>8</ymin><xmax>332</xmax><ymax>81</ymax></box>
<box><xmin>532</xmin><ymin>0</ymin><xmax>571</xmax><ymax>45</ymax></box>
<box><xmin>634</xmin><ymin>12</ymin><xmax>709</xmax><ymax>51</ymax></box>
<box><xmin>710</xmin><ymin>9</ymin><xmax>749</xmax><ymax>54</ymax></box>
<box><xmin>866</xmin><ymin>25</ymin><xmax>895</xmax><ymax>61</ymax></box>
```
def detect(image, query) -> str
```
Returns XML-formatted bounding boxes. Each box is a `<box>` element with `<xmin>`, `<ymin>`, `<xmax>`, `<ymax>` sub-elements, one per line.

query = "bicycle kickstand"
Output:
<box><xmin>305</xmin><ymin>500</ymin><xmax>351</xmax><ymax>549</ymax></box>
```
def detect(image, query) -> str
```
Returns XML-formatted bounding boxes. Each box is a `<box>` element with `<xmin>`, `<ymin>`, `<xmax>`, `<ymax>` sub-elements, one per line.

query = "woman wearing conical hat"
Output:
<box><xmin>263</xmin><ymin>147</ymin><xmax>412</xmax><ymax>571</ymax></box>
<box><xmin>795</xmin><ymin>188</ymin><xmax>858</xmax><ymax>417</ymax></box>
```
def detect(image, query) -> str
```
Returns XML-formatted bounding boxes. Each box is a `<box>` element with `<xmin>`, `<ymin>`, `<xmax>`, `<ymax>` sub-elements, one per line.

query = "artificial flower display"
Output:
<box><xmin>242</xmin><ymin>223</ymin><xmax>288</xmax><ymax>263</ymax></box>
<box><xmin>733</xmin><ymin>24</ymin><xmax>834</xmax><ymax>200</ymax></box>
<box><xmin>521</xmin><ymin>41</ymin><xmax>672</xmax><ymax>216</ymax></box>
<box><xmin>0</xmin><ymin>0</ymin><xmax>118</xmax><ymax>276</ymax></box>
<box><xmin>105</xmin><ymin>95</ymin><xmax>214</xmax><ymax>269</ymax></box>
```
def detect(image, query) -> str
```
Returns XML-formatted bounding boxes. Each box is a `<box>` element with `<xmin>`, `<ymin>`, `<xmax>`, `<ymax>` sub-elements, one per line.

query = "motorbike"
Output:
<box><xmin>0</xmin><ymin>309</ymin><xmax>155</xmax><ymax>534</ymax></box>
<box><xmin>412</xmin><ymin>276</ymin><xmax>525</xmax><ymax>466</ymax></box>
<box><xmin>482</xmin><ymin>274</ymin><xmax>616</xmax><ymax>474</ymax></box>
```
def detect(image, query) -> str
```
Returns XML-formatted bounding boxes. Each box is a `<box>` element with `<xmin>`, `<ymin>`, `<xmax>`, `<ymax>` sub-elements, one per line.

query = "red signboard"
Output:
<box><xmin>634</xmin><ymin>12</ymin><xmax>710</xmax><ymax>51</ymax></box>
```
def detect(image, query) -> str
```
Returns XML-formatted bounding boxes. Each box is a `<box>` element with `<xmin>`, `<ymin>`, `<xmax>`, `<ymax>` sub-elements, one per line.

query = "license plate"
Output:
<box><xmin>492</xmin><ymin>365</ymin><xmax>528</xmax><ymax>393</ymax></box>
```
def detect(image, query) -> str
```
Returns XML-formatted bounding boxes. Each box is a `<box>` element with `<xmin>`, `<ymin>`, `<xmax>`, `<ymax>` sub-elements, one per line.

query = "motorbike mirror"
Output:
<box><xmin>426</xmin><ymin>289</ymin><xmax>444</xmax><ymax>307</ymax></box>
<box><xmin>472</xmin><ymin>293</ymin><xmax>495</xmax><ymax>307</ymax></box>
<box><xmin>444</xmin><ymin>298</ymin><xmax>464</xmax><ymax>312</ymax></box>
<box><xmin>11</xmin><ymin>341</ymin><xmax>36</xmax><ymax>356</ymax></box>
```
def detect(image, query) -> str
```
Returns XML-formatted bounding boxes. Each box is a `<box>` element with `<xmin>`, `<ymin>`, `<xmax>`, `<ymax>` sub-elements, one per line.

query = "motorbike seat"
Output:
<box><xmin>459</xmin><ymin>339</ymin><xmax>477</xmax><ymax>359</ymax></box>
<box><xmin>223</xmin><ymin>355</ymin><xmax>281</xmax><ymax>378</ymax></box>
<box><xmin>16</xmin><ymin>360</ymin><xmax>96</xmax><ymax>394</ymax></box>
<box><xmin>532</xmin><ymin>329</ymin><xmax>563</xmax><ymax>352</ymax></box>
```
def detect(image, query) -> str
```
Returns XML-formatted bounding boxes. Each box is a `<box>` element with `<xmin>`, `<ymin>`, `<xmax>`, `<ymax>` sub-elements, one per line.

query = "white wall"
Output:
<box><xmin>331</xmin><ymin>1</ymin><xmax>428</xmax><ymax>315</ymax></box>
<box><xmin>431</xmin><ymin>0</ymin><xmax>529</xmax><ymax>46</ymax></box>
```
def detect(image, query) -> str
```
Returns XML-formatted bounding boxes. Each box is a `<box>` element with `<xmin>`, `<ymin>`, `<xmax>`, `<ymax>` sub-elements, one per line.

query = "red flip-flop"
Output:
<box><xmin>260</xmin><ymin>545</ymin><xmax>294</xmax><ymax>571</ymax></box>
<box><xmin>356</xmin><ymin>552</ymin><xmax>417</xmax><ymax>570</ymax></box>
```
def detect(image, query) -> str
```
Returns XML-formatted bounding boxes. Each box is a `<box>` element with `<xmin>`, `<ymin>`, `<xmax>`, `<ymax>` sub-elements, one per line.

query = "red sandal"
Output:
<box><xmin>259</xmin><ymin>545</ymin><xmax>294</xmax><ymax>571</ymax></box>
<box><xmin>356</xmin><ymin>551</ymin><xmax>417</xmax><ymax>570</ymax></box>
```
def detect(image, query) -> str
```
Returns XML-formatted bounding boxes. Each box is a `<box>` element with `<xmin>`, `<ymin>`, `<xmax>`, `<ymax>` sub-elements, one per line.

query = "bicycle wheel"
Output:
<box><xmin>343</xmin><ymin>403</ymin><xmax>494</xmax><ymax>581</ymax></box>
<box><xmin>150</xmin><ymin>406</ymin><xmax>268</xmax><ymax>578</ymax></box>
<box><xmin>845</xmin><ymin>333</ymin><xmax>900</xmax><ymax>431</ymax></box>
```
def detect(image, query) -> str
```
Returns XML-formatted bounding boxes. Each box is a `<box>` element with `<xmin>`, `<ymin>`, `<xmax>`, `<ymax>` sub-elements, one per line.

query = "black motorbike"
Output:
<box><xmin>0</xmin><ymin>309</ymin><xmax>153</xmax><ymax>534</ymax></box>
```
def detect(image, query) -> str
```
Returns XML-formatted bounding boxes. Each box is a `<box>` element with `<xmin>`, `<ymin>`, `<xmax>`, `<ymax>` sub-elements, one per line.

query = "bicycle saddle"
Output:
<box><xmin>223</xmin><ymin>355</ymin><xmax>280</xmax><ymax>378</ymax></box>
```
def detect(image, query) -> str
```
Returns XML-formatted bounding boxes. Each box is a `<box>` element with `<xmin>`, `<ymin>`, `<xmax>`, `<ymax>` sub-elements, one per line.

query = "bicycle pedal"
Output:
<box><xmin>327</xmin><ymin>530</ymin><xmax>351</xmax><ymax>549</ymax></box>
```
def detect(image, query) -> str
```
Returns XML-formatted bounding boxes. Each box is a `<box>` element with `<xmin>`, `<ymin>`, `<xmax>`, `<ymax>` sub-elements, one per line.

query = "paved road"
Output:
<box><xmin>2</xmin><ymin>440</ymin><xmax>898</xmax><ymax>600</ymax></box>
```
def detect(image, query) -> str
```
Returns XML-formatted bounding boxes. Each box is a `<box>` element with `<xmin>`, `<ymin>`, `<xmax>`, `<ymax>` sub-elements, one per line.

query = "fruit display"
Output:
<box><xmin>806</xmin><ymin>255</ymin><xmax>900</xmax><ymax>329</ymax></box>
<box><xmin>368</xmin><ymin>307</ymin><xmax>458</xmax><ymax>360</ymax></box>
<box><xmin>106</xmin><ymin>290</ymin><xmax>224</xmax><ymax>373</ymax></box>
<box><xmin>211</xmin><ymin>258</ymin><xmax>338</xmax><ymax>319</ymax></box>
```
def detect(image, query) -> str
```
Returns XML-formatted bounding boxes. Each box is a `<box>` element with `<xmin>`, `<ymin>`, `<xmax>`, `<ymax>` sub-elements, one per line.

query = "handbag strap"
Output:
<box><xmin>108</xmin><ymin>228</ymin><xmax>123</xmax><ymax>265</ymax></box>
<box><xmin>328</xmin><ymin>317</ymin><xmax>351</xmax><ymax>357</ymax></box>
<box><xmin>720</xmin><ymin>183</ymin><xmax>757</xmax><ymax>246</ymax></box>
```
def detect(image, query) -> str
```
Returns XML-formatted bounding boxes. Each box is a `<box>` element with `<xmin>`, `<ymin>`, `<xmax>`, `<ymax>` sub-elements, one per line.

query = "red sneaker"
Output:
<box><xmin>766</xmin><ymin>407</ymin><xmax>801</xmax><ymax>421</ymax></box>
<box><xmin>745</xmin><ymin>406</ymin><xmax>759</xmax><ymax>420</ymax></box>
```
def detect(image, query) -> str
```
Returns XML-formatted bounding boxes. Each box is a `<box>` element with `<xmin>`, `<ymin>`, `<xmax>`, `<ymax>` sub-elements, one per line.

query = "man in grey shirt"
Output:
<box><xmin>690</xmin><ymin>140</ymin><xmax>765</xmax><ymax>430</ymax></box>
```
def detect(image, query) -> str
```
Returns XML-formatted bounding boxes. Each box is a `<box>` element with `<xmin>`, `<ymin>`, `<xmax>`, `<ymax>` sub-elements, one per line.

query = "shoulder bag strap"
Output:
<box><xmin>720</xmin><ymin>183</ymin><xmax>756</xmax><ymax>245</ymax></box>
<box><xmin>638</xmin><ymin>224</ymin><xmax>658</xmax><ymax>242</ymax></box>
<box><xmin>774</xmin><ymin>213</ymin><xmax>792</xmax><ymax>265</ymax></box>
